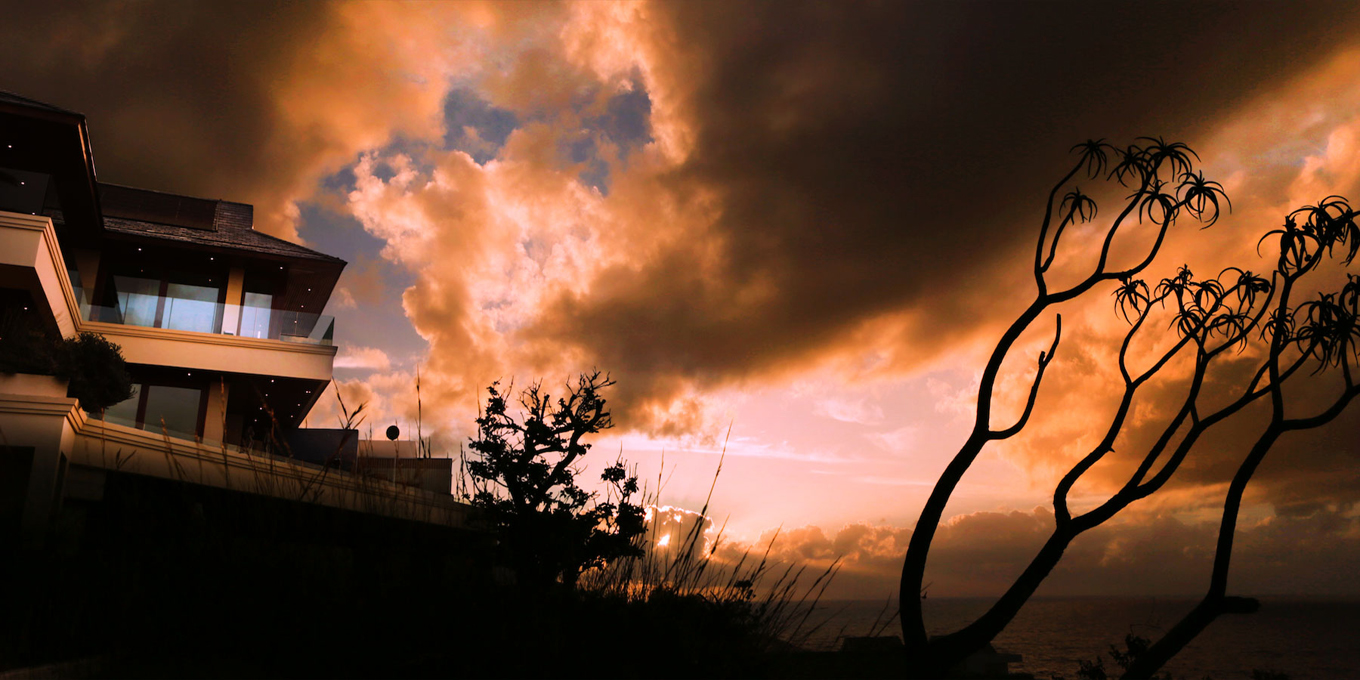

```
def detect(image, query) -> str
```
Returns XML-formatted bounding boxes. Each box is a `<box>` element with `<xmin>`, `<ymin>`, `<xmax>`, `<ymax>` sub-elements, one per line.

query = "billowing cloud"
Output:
<box><xmin>322</xmin><ymin>1</ymin><xmax>1360</xmax><ymax>448</ymax></box>
<box><xmin>10</xmin><ymin>1</ymin><xmax>1360</xmax><ymax>596</ymax></box>
<box><xmin>0</xmin><ymin>1</ymin><xmax>553</xmax><ymax>240</ymax></box>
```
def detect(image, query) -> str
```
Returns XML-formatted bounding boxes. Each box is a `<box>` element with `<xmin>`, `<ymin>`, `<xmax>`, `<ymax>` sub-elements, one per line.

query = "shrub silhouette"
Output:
<box><xmin>0</xmin><ymin>310</ymin><xmax>133</xmax><ymax>412</ymax></box>
<box><xmin>467</xmin><ymin>371</ymin><xmax>646</xmax><ymax>589</ymax></box>
<box><xmin>57</xmin><ymin>332</ymin><xmax>136</xmax><ymax>413</ymax></box>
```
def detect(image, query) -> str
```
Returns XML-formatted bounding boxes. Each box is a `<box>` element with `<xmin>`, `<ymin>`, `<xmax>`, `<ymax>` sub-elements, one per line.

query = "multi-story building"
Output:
<box><xmin>0</xmin><ymin>91</ymin><xmax>464</xmax><ymax>547</ymax></box>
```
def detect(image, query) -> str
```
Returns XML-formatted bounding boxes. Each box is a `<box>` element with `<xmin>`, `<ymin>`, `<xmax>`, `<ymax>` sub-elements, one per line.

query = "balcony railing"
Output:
<box><xmin>76</xmin><ymin>287</ymin><xmax>335</xmax><ymax>345</ymax></box>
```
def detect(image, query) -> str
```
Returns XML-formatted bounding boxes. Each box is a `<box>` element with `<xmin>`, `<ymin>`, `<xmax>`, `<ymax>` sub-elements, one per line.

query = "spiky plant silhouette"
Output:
<box><xmin>898</xmin><ymin>139</ymin><xmax>1360</xmax><ymax>678</ymax></box>
<box><xmin>1124</xmin><ymin>202</ymin><xmax>1360</xmax><ymax>679</ymax></box>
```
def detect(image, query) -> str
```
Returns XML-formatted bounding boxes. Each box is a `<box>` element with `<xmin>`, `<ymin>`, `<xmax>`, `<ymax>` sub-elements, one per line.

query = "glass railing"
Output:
<box><xmin>75</xmin><ymin>287</ymin><xmax>334</xmax><ymax>346</ymax></box>
<box><xmin>95</xmin><ymin>410</ymin><xmax>202</xmax><ymax>445</ymax></box>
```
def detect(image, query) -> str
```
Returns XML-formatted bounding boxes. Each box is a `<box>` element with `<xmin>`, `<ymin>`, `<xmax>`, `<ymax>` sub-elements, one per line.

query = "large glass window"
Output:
<box><xmin>99</xmin><ymin>253</ymin><xmax>224</xmax><ymax>334</ymax></box>
<box><xmin>143</xmin><ymin>385</ymin><xmax>204</xmax><ymax>439</ymax></box>
<box><xmin>111</xmin><ymin>275</ymin><xmax>161</xmax><ymax>327</ymax></box>
<box><xmin>92</xmin><ymin>381</ymin><xmax>204</xmax><ymax>440</ymax></box>
<box><xmin>101</xmin><ymin>385</ymin><xmax>141</xmax><ymax>427</ymax></box>
<box><xmin>238</xmin><ymin>292</ymin><xmax>273</xmax><ymax>339</ymax></box>
<box><xmin>164</xmin><ymin>282</ymin><xmax>221</xmax><ymax>333</ymax></box>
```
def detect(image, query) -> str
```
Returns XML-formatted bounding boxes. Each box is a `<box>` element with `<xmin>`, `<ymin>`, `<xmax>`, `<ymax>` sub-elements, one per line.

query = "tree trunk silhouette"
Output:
<box><xmin>1122</xmin><ymin>427</ymin><xmax>1279</xmax><ymax>680</ymax></box>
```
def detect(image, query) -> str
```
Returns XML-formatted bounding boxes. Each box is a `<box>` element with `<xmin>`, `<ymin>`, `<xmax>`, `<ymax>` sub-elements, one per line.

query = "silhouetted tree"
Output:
<box><xmin>898</xmin><ymin>139</ymin><xmax>1360</xmax><ymax>676</ymax></box>
<box><xmin>468</xmin><ymin>371</ymin><xmax>646</xmax><ymax>589</ymax></box>
<box><xmin>1124</xmin><ymin>203</ymin><xmax>1360</xmax><ymax>679</ymax></box>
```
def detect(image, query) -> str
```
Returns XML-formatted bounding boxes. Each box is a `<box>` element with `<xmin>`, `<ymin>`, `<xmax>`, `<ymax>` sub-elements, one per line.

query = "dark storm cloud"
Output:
<box><xmin>0</xmin><ymin>1</ymin><xmax>470</xmax><ymax>240</ymax></box>
<box><xmin>538</xmin><ymin>1</ymin><xmax>1360</xmax><ymax>397</ymax></box>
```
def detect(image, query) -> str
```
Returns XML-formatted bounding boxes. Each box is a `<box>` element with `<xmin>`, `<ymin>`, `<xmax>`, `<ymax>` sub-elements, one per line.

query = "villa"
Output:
<box><xmin>0</xmin><ymin>91</ymin><xmax>467</xmax><ymax>549</ymax></box>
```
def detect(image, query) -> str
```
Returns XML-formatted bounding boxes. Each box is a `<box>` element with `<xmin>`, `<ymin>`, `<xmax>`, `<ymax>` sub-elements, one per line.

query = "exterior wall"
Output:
<box><xmin>0</xmin><ymin>375</ymin><xmax>77</xmax><ymax>549</ymax></box>
<box><xmin>0</xmin><ymin>211</ymin><xmax>79</xmax><ymax>337</ymax></box>
<box><xmin>221</xmin><ymin>266</ymin><xmax>246</xmax><ymax>334</ymax></box>
<box><xmin>203</xmin><ymin>379</ymin><xmax>229</xmax><ymax>442</ymax></box>
<box><xmin>0</xmin><ymin>390</ymin><xmax>471</xmax><ymax>531</ymax></box>
<box><xmin>355</xmin><ymin>457</ymin><xmax>454</xmax><ymax>495</ymax></box>
<box><xmin>86</xmin><ymin>321</ymin><xmax>336</xmax><ymax>382</ymax></box>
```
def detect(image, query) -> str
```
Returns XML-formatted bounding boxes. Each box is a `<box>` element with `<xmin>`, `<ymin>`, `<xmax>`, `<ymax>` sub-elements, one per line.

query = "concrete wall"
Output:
<box><xmin>0</xmin><ymin>211</ymin><xmax>79</xmax><ymax>337</ymax></box>
<box><xmin>86</xmin><ymin>320</ymin><xmax>336</xmax><ymax>382</ymax></box>
<box><xmin>0</xmin><ymin>388</ymin><xmax>473</xmax><ymax>541</ymax></box>
<box><xmin>0</xmin><ymin>374</ymin><xmax>77</xmax><ymax>549</ymax></box>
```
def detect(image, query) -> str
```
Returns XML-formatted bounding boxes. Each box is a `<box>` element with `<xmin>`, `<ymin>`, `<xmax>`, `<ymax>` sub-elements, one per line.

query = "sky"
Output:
<box><xmin>5</xmin><ymin>0</ymin><xmax>1360</xmax><ymax>600</ymax></box>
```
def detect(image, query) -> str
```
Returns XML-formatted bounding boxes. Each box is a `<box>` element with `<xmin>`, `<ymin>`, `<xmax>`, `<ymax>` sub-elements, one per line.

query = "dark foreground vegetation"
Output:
<box><xmin>3</xmin><ymin>465</ymin><xmax>863</xmax><ymax>679</ymax></box>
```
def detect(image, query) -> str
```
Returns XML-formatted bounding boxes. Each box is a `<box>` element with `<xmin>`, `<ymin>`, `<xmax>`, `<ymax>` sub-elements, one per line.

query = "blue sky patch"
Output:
<box><xmin>443</xmin><ymin>87</ymin><xmax>519</xmax><ymax>164</ymax></box>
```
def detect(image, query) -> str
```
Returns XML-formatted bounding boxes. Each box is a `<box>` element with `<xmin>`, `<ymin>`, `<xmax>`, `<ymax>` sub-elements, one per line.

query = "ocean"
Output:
<box><xmin>795</xmin><ymin>597</ymin><xmax>1360</xmax><ymax>679</ymax></box>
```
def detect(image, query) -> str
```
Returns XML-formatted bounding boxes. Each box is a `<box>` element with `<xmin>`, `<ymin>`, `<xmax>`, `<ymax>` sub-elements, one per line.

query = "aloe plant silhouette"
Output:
<box><xmin>1124</xmin><ymin>203</ymin><xmax>1360</xmax><ymax>679</ymax></box>
<box><xmin>899</xmin><ymin>139</ymin><xmax>1359</xmax><ymax>677</ymax></box>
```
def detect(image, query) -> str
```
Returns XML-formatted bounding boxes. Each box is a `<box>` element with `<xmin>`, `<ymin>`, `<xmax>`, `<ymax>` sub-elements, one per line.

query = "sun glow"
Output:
<box><xmin>657</xmin><ymin>534</ymin><xmax>671</xmax><ymax>548</ymax></box>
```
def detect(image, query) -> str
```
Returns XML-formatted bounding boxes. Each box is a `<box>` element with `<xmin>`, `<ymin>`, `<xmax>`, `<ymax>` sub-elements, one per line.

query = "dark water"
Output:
<box><xmin>796</xmin><ymin>597</ymin><xmax>1360</xmax><ymax>679</ymax></box>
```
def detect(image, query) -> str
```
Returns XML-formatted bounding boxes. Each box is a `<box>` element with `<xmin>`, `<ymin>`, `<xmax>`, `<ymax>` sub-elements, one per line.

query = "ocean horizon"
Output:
<box><xmin>796</xmin><ymin>596</ymin><xmax>1360</xmax><ymax>679</ymax></box>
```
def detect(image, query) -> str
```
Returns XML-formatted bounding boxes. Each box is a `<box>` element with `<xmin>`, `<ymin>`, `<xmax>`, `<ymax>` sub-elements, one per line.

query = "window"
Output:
<box><xmin>95</xmin><ymin>381</ymin><xmax>205</xmax><ymax>440</ymax></box>
<box><xmin>143</xmin><ymin>385</ymin><xmax>204</xmax><ymax>439</ymax></box>
<box><xmin>98</xmin><ymin>249</ymin><xmax>225</xmax><ymax>334</ymax></box>
<box><xmin>238</xmin><ymin>292</ymin><xmax>273</xmax><ymax>339</ymax></box>
<box><xmin>111</xmin><ymin>275</ymin><xmax>160</xmax><ymax>327</ymax></box>
<box><xmin>102</xmin><ymin>385</ymin><xmax>140</xmax><ymax>427</ymax></box>
<box><xmin>164</xmin><ymin>282</ymin><xmax>221</xmax><ymax>333</ymax></box>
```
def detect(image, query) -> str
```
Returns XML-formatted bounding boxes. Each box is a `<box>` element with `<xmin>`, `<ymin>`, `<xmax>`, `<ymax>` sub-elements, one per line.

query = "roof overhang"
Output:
<box><xmin>0</xmin><ymin>97</ymin><xmax>101</xmax><ymax>245</ymax></box>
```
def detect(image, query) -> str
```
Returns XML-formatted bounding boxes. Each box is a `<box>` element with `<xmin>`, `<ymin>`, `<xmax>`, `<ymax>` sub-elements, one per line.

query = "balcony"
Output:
<box><xmin>65</xmin><ymin>281</ymin><xmax>338</xmax><ymax>381</ymax></box>
<box><xmin>77</xmin><ymin>286</ymin><xmax>335</xmax><ymax>345</ymax></box>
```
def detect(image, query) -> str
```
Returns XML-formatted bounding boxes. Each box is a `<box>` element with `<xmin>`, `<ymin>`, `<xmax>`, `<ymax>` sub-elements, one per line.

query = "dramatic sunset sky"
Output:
<box><xmin>6</xmin><ymin>1</ymin><xmax>1360</xmax><ymax>599</ymax></box>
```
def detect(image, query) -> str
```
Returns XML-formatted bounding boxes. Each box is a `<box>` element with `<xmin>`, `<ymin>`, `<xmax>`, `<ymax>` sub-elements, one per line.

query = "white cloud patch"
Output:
<box><xmin>334</xmin><ymin>346</ymin><xmax>393</xmax><ymax>371</ymax></box>
<box><xmin>813</xmin><ymin>397</ymin><xmax>884</xmax><ymax>425</ymax></box>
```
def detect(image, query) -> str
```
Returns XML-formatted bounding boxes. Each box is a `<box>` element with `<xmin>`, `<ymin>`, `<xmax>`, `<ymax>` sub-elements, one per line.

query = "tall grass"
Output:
<box><xmin>575</xmin><ymin>431</ymin><xmax>841</xmax><ymax>654</ymax></box>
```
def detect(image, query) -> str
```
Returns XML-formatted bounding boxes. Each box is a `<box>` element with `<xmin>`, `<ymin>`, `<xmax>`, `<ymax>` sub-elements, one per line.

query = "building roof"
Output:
<box><xmin>0</xmin><ymin>91</ymin><xmax>102</xmax><ymax>238</ymax></box>
<box><xmin>94</xmin><ymin>184</ymin><xmax>345</xmax><ymax>265</ymax></box>
<box><xmin>0</xmin><ymin>90</ymin><xmax>84</xmax><ymax>120</ymax></box>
